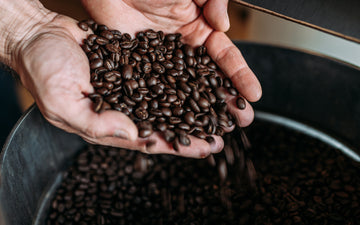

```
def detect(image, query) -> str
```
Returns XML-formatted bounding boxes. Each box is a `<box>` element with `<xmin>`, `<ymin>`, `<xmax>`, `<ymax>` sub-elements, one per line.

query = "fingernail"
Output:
<box><xmin>225</xmin><ymin>11</ymin><xmax>230</xmax><ymax>29</ymax></box>
<box><xmin>114</xmin><ymin>129</ymin><xmax>129</xmax><ymax>140</ymax></box>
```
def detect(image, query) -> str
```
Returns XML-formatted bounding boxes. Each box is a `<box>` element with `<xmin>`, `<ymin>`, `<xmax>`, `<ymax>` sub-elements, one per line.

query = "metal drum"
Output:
<box><xmin>1</xmin><ymin>42</ymin><xmax>359</xmax><ymax>225</ymax></box>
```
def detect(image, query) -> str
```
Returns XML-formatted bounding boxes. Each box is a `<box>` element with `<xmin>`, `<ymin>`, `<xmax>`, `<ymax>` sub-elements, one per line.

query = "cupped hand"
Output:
<box><xmin>79</xmin><ymin>0</ymin><xmax>262</xmax><ymax>156</ymax></box>
<box><xmin>14</xmin><ymin>15</ymin><xmax>147</xmax><ymax>151</ymax></box>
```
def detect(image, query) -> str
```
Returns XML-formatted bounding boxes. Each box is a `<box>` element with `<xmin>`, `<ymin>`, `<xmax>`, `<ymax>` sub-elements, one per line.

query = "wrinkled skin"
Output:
<box><xmin>13</xmin><ymin>0</ymin><xmax>261</xmax><ymax>158</ymax></box>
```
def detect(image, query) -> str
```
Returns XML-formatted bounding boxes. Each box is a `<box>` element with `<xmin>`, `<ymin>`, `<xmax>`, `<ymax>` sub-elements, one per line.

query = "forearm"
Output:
<box><xmin>0</xmin><ymin>0</ymin><xmax>54</xmax><ymax>68</ymax></box>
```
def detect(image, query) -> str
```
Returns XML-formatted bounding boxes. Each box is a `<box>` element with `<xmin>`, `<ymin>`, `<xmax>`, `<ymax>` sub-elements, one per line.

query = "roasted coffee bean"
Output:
<box><xmin>201</xmin><ymin>55</ymin><xmax>211</xmax><ymax>65</ymax></box>
<box><xmin>135</xmin><ymin>108</ymin><xmax>149</xmax><ymax>120</ymax></box>
<box><xmin>172</xmin><ymin>107</ymin><xmax>184</xmax><ymax>116</ymax></box>
<box><xmin>188</xmin><ymin>98</ymin><xmax>201</xmax><ymax>113</ymax></box>
<box><xmin>150</xmin><ymin>100</ymin><xmax>158</xmax><ymax>109</ymax></box>
<box><xmin>173</xmin><ymin>137</ymin><xmax>181</xmax><ymax>151</ymax></box>
<box><xmin>161</xmin><ymin>108</ymin><xmax>172</xmax><ymax>117</ymax></box>
<box><xmin>198</xmin><ymin>97</ymin><xmax>210</xmax><ymax>109</ymax></box>
<box><xmin>96</xmin><ymin>36</ymin><xmax>109</xmax><ymax>45</ymax></box>
<box><xmin>156</xmin><ymin>123</ymin><xmax>167</xmax><ymax>132</ymax></box>
<box><xmin>152</xmin><ymin>85</ymin><xmax>164</xmax><ymax>95</ymax></box>
<box><xmin>178</xmin><ymin>123</ymin><xmax>190</xmax><ymax>131</ymax></box>
<box><xmin>179</xmin><ymin>82</ymin><xmax>192</xmax><ymax>93</ymax></box>
<box><xmin>156</xmin><ymin>117</ymin><xmax>166</xmax><ymax>123</ymax></box>
<box><xmin>152</xmin><ymin>62</ymin><xmax>165</xmax><ymax>74</ymax></box>
<box><xmin>208</xmin><ymin>75</ymin><xmax>218</xmax><ymax>87</ymax></box>
<box><xmin>183</xmin><ymin>44</ymin><xmax>195</xmax><ymax>57</ymax></box>
<box><xmin>149</xmin><ymin>109</ymin><xmax>162</xmax><ymax>117</ymax></box>
<box><xmin>124</xmin><ymin>81</ymin><xmax>133</xmax><ymax>96</ymax></box>
<box><xmin>184</xmin><ymin>111</ymin><xmax>195</xmax><ymax>125</ymax></box>
<box><xmin>228</xmin><ymin>88</ymin><xmax>238</xmax><ymax>96</ymax></box>
<box><xmin>169</xmin><ymin>117</ymin><xmax>181</xmax><ymax>124</ymax></box>
<box><xmin>123</xmin><ymin>96</ymin><xmax>136</xmax><ymax>106</ymax></box>
<box><xmin>176</xmin><ymin>90</ymin><xmax>186</xmax><ymax>100</ymax></box>
<box><xmin>215</xmin><ymin>88</ymin><xmax>227</xmax><ymax>100</ymax></box>
<box><xmin>78</xmin><ymin>21</ymin><xmax>89</xmax><ymax>31</ymax></box>
<box><xmin>236</xmin><ymin>97</ymin><xmax>246</xmax><ymax>110</ymax></box>
<box><xmin>90</xmin><ymin>58</ymin><xmax>103</xmax><ymax>69</ymax></box>
<box><xmin>191</xmin><ymin>130</ymin><xmax>207</xmax><ymax>139</ymax></box>
<box><xmin>122</xmin><ymin>64</ymin><xmax>133</xmax><ymax>80</ymax></box>
<box><xmin>178</xmin><ymin>133</ymin><xmax>191</xmax><ymax>146</ymax></box>
<box><xmin>132</xmin><ymin>92</ymin><xmax>143</xmax><ymax>102</ymax></box>
<box><xmin>146</xmin><ymin>77</ymin><xmax>157</xmax><ymax>86</ymax></box>
<box><xmin>100</xmin><ymin>30</ymin><xmax>114</xmax><ymax>40</ymax></box>
<box><xmin>92</xmin><ymin>97</ymin><xmax>104</xmax><ymax>112</ymax></box>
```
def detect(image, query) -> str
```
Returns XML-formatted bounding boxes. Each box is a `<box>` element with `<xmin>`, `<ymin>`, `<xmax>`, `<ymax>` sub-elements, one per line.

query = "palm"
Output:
<box><xmin>81</xmin><ymin>0</ymin><xmax>212</xmax><ymax>45</ymax></box>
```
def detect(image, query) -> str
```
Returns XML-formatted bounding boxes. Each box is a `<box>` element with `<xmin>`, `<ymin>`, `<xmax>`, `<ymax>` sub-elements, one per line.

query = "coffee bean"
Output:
<box><xmin>163</xmin><ymin>129</ymin><xmax>175</xmax><ymax>142</ymax></box>
<box><xmin>96</xmin><ymin>37</ymin><xmax>109</xmax><ymax>45</ymax></box>
<box><xmin>188</xmin><ymin>98</ymin><xmax>201</xmax><ymax>113</ymax></box>
<box><xmin>92</xmin><ymin>97</ymin><xmax>103</xmax><ymax>113</ymax></box>
<box><xmin>205</xmin><ymin>136</ymin><xmax>215</xmax><ymax>143</ymax></box>
<box><xmin>236</xmin><ymin>97</ymin><xmax>246</xmax><ymax>110</ymax></box>
<box><xmin>196</xmin><ymin>46</ymin><xmax>207</xmax><ymax>56</ymax></box>
<box><xmin>78</xmin><ymin>21</ymin><xmax>89</xmax><ymax>31</ymax></box>
<box><xmin>152</xmin><ymin>62</ymin><xmax>165</xmax><ymax>74</ymax></box>
<box><xmin>157</xmin><ymin>123</ymin><xmax>167</xmax><ymax>132</ymax></box>
<box><xmin>179</xmin><ymin>133</ymin><xmax>191</xmax><ymax>146</ymax></box>
<box><xmin>184</xmin><ymin>111</ymin><xmax>195</xmax><ymax>125</ymax></box>
<box><xmin>123</xmin><ymin>96</ymin><xmax>136</xmax><ymax>106</ymax></box>
<box><xmin>198</xmin><ymin>97</ymin><xmax>210</xmax><ymax>109</ymax></box>
<box><xmin>169</xmin><ymin>117</ymin><xmax>181</xmax><ymax>124</ymax></box>
<box><xmin>146</xmin><ymin>77</ymin><xmax>157</xmax><ymax>86</ymax></box>
<box><xmin>215</xmin><ymin>88</ymin><xmax>227</xmax><ymax>100</ymax></box>
<box><xmin>90</xmin><ymin>58</ymin><xmax>103</xmax><ymax>69</ymax></box>
<box><xmin>135</xmin><ymin>108</ymin><xmax>149</xmax><ymax>120</ymax></box>
<box><xmin>191</xmin><ymin>130</ymin><xmax>207</xmax><ymax>139</ymax></box>
<box><xmin>161</xmin><ymin>108</ymin><xmax>172</xmax><ymax>117</ymax></box>
<box><xmin>173</xmin><ymin>137</ymin><xmax>181</xmax><ymax>151</ymax></box>
<box><xmin>122</xmin><ymin>64</ymin><xmax>133</xmax><ymax>80</ymax></box>
<box><xmin>183</xmin><ymin>44</ymin><xmax>195</xmax><ymax>57</ymax></box>
<box><xmin>165</xmin><ymin>33</ymin><xmax>177</xmax><ymax>41</ymax></box>
<box><xmin>208</xmin><ymin>75</ymin><xmax>218</xmax><ymax>87</ymax></box>
<box><xmin>152</xmin><ymin>85</ymin><xmax>164</xmax><ymax>95</ymax></box>
<box><xmin>228</xmin><ymin>88</ymin><xmax>238</xmax><ymax>96</ymax></box>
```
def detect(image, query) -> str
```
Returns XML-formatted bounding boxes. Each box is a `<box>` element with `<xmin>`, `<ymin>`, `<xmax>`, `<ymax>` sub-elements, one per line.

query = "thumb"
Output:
<box><xmin>60</xmin><ymin>98</ymin><xmax>138</xmax><ymax>141</ymax></box>
<box><xmin>203</xmin><ymin>0</ymin><xmax>230</xmax><ymax>32</ymax></box>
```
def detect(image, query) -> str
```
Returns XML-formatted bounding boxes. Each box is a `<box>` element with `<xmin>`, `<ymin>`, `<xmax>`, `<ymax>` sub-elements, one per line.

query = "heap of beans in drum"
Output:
<box><xmin>78</xmin><ymin>19</ymin><xmax>246</xmax><ymax>150</ymax></box>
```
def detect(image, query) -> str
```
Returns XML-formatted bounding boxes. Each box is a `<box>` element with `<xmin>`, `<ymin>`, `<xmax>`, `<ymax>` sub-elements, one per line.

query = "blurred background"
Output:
<box><xmin>1</xmin><ymin>0</ymin><xmax>359</xmax><ymax>146</ymax></box>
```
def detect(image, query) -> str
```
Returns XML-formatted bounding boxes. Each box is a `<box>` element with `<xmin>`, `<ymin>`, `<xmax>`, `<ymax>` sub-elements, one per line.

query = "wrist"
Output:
<box><xmin>0</xmin><ymin>0</ymin><xmax>56</xmax><ymax>68</ymax></box>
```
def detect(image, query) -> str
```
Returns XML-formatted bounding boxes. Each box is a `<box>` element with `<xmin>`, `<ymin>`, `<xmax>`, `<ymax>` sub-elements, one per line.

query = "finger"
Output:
<box><xmin>203</xmin><ymin>0</ymin><xmax>230</xmax><ymax>32</ymax></box>
<box><xmin>56</xmin><ymin>97</ymin><xmax>138</xmax><ymax>142</ymax></box>
<box><xmin>82</xmin><ymin>135</ymin><xmax>147</xmax><ymax>151</ymax></box>
<box><xmin>226</xmin><ymin>95</ymin><xmax>255</xmax><ymax>127</ymax></box>
<box><xmin>207</xmin><ymin>135</ymin><xmax>224</xmax><ymax>154</ymax></box>
<box><xmin>205</xmin><ymin>31</ymin><xmax>262</xmax><ymax>102</ymax></box>
<box><xmin>177</xmin><ymin>15</ymin><xmax>212</xmax><ymax>47</ymax></box>
<box><xmin>144</xmin><ymin>132</ymin><xmax>214</xmax><ymax>159</ymax></box>
<box><xmin>194</xmin><ymin>0</ymin><xmax>208</xmax><ymax>7</ymax></box>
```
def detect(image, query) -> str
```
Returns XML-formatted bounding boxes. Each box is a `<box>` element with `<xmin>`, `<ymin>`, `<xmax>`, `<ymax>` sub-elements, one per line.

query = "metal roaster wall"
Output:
<box><xmin>1</xmin><ymin>0</ymin><xmax>360</xmax><ymax>224</ymax></box>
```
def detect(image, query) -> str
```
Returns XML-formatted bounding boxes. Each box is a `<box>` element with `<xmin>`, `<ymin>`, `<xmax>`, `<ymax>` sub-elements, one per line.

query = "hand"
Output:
<box><xmin>80</xmin><ymin>0</ymin><xmax>262</xmax><ymax>155</ymax></box>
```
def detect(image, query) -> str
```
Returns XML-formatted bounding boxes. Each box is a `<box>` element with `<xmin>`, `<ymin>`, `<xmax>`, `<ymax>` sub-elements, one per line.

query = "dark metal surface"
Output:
<box><xmin>234</xmin><ymin>0</ymin><xmax>360</xmax><ymax>43</ymax></box>
<box><xmin>0</xmin><ymin>106</ymin><xmax>85</xmax><ymax>225</ymax></box>
<box><xmin>236</xmin><ymin>42</ymin><xmax>360</xmax><ymax>152</ymax></box>
<box><xmin>0</xmin><ymin>42</ymin><xmax>359</xmax><ymax>224</ymax></box>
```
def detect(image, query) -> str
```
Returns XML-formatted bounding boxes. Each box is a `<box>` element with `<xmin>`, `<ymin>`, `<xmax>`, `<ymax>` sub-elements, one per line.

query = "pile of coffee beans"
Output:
<box><xmin>78</xmin><ymin>19</ymin><xmax>245</xmax><ymax>149</ymax></box>
<box><xmin>46</xmin><ymin>120</ymin><xmax>360</xmax><ymax>225</ymax></box>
